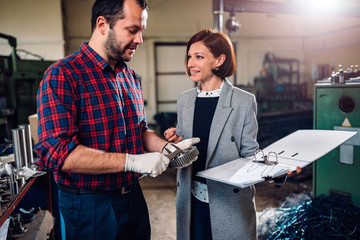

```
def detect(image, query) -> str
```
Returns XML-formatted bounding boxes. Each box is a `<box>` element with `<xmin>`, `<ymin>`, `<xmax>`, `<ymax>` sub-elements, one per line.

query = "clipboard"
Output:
<box><xmin>197</xmin><ymin>129</ymin><xmax>357</xmax><ymax>188</ymax></box>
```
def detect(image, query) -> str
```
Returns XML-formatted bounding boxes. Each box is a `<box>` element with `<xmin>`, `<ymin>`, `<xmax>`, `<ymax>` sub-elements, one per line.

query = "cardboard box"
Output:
<box><xmin>28</xmin><ymin>113</ymin><xmax>38</xmax><ymax>145</ymax></box>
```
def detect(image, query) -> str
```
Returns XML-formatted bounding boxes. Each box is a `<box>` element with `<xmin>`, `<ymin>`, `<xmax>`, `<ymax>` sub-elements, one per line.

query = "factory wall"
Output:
<box><xmin>302</xmin><ymin>25</ymin><xmax>360</xmax><ymax>98</ymax></box>
<box><xmin>0</xmin><ymin>0</ymin><xmax>64</xmax><ymax>60</ymax></box>
<box><xmin>304</xmin><ymin>25</ymin><xmax>360</xmax><ymax>77</ymax></box>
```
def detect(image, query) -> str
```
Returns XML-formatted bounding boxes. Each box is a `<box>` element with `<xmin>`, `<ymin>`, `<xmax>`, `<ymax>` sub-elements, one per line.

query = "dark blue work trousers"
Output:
<box><xmin>59</xmin><ymin>183</ymin><xmax>150</xmax><ymax>240</ymax></box>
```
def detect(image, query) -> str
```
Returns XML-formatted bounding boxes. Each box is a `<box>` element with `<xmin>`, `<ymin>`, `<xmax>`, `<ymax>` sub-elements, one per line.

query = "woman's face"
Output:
<box><xmin>187</xmin><ymin>41</ymin><xmax>220</xmax><ymax>83</ymax></box>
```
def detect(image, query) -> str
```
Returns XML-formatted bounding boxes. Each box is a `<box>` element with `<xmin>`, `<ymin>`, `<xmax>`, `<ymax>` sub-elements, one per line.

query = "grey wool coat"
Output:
<box><xmin>175</xmin><ymin>79</ymin><xmax>259</xmax><ymax>240</ymax></box>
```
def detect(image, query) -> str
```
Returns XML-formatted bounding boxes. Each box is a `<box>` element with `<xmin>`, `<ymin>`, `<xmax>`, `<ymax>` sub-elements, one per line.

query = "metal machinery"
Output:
<box><xmin>252</xmin><ymin>53</ymin><xmax>312</xmax><ymax>148</ymax></box>
<box><xmin>313</xmin><ymin>74</ymin><xmax>360</xmax><ymax>208</ymax></box>
<box><xmin>0</xmin><ymin>33</ymin><xmax>53</xmax><ymax>143</ymax></box>
<box><xmin>254</xmin><ymin>52</ymin><xmax>308</xmax><ymax>113</ymax></box>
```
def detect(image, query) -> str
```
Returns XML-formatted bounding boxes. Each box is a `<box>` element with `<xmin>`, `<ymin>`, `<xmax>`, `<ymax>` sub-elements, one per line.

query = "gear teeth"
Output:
<box><xmin>169</xmin><ymin>146</ymin><xmax>199</xmax><ymax>168</ymax></box>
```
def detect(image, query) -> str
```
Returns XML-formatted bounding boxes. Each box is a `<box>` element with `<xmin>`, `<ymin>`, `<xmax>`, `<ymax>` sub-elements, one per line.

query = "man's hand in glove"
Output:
<box><xmin>125</xmin><ymin>152</ymin><xmax>170</xmax><ymax>177</ymax></box>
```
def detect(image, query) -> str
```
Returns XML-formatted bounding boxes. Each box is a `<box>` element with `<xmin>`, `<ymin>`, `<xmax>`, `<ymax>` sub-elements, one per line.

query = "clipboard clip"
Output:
<box><xmin>252</xmin><ymin>149</ymin><xmax>278</xmax><ymax>166</ymax></box>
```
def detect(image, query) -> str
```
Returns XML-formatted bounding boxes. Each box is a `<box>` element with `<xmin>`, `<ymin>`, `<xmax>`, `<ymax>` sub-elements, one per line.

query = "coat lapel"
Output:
<box><xmin>206</xmin><ymin>80</ymin><xmax>233</xmax><ymax>167</ymax></box>
<box><xmin>182</xmin><ymin>89</ymin><xmax>197</xmax><ymax>138</ymax></box>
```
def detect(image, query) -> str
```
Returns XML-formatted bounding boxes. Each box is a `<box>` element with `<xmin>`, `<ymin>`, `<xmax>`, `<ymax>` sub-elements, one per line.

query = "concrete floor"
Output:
<box><xmin>140</xmin><ymin>168</ymin><xmax>178</xmax><ymax>240</ymax></box>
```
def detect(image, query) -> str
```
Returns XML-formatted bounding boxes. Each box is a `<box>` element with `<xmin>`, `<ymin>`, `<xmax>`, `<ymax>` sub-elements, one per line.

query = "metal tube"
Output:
<box><xmin>18</xmin><ymin>127</ymin><xmax>28</xmax><ymax>168</ymax></box>
<box><xmin>16</xmin><ymin>174</ymin><xmax>26</xmax><ymax>187</ymax></box>
<box><xmin>9</xmin><ymin>172</ymin><xmax>18</xmax><ymax>195</ymax></box>
<box><xmin>9</xmin><ymin>173</ymin><xmax>14</xmax><ymax>195</ymax></box>
<box><xmin>213</xmin><ymin>0</ymin><xmax>224</xmax><ymax>32</ymax></box>
<box><xmin>19</xmin><ymin>124</ymin><xmax>34</xmax><ymax>166</ymax></box>
<box><xmin>12</xmin><ymin>128</ymin><xmax>23</xmax><ymax>170</ymax></box>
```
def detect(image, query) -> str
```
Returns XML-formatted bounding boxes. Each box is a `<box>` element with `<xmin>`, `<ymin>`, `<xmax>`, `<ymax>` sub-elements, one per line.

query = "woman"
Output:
<box><xmin>164</xmin><ymin>29</ymin><xmax>259</xmax><ymax>240</ymax></box>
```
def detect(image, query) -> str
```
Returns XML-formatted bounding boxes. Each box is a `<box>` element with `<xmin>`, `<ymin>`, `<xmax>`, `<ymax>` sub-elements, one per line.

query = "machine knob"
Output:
<box><xmin>338</xmin><ymin>96</ymin><xmax>355</xmax><ymax>113</ymax></box>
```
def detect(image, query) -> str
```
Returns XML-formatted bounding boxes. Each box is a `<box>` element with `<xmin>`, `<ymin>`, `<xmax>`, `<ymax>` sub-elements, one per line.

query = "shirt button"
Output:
<box><xmin>233</xmin><ymin>188</ymin><xmax>239</xmax><ymax>193</ymax></box>
<box><xmin>231</xmin><ymin>136</ymin><xmax>235</xmax><ymax>142</ymax></box>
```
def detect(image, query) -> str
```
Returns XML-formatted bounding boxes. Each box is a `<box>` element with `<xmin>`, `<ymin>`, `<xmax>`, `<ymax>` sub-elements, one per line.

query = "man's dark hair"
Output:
<box><xmin>91</xmin><ymin>0</ymin><xmax>148</xmax><ymax>32</ymax></box>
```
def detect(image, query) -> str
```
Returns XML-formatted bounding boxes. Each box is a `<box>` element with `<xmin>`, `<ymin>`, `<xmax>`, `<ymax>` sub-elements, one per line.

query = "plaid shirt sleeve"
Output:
<box><xmin>36</xmin><ymin>63</ymin><xmax>79</xmax><ymax>170</ymax></box>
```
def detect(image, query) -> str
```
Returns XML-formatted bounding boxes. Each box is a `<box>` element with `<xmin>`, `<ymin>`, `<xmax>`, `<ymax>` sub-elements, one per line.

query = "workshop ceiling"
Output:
<box><xmin>215</xmin><ymin>0</ymin><xmax>360</xmax><ymax>38</ymax></box>
<box><xmin>219</xmin><ymin>0</ymin><xmax>360</xmax><ymax>18</ymax></box>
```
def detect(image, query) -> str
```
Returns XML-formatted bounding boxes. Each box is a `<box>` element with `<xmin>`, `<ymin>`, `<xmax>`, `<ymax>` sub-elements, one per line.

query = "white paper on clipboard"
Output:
<box><xmin>197</xmin><ymin>129</ymin><xmax>357</xmax><ymax>188</ymax></box>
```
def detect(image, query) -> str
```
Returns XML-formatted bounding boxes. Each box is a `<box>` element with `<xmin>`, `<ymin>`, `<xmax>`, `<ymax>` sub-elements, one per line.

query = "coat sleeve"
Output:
<box><xmin>240</xmin><ymin>93</ymin><xmax>259</xmax><ymax>158</ymax></box>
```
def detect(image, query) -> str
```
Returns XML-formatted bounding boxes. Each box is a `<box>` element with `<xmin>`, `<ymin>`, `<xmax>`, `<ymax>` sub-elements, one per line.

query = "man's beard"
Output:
<box><xmin>105</xmin><ymin>29</ymin><xmax>130</xmax><ymax>62</ymax></box>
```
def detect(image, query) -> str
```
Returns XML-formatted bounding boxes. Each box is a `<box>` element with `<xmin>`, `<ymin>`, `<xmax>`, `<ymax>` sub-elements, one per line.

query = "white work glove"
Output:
<box><xmin>162</xmin><ymin>137</ymin><xmax>200</xmax><ymax>168</ymax></box>
<box><xmin>176</xmin><ymin>137</ymin><xmax>200</xmax><ymax>150</ymax></box>
<box><xmin>162</xmin><ymin>137</ymin><xmax>200</xmax><ymax>154</ymax></box>
<box><xmin>125</xmin><ymin>152</ymin><xmax>170</xmax><ymax>177</ymax></box>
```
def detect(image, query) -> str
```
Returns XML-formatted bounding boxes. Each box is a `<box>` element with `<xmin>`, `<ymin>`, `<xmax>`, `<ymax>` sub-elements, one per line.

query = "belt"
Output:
<box><xmin>58</xmin><ymin>183</ymin><xmax>137</xmax><ymax>195</ymax></box>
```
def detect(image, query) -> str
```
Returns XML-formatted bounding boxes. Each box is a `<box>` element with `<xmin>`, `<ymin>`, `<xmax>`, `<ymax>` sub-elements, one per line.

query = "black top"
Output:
<box><xmin>192</xmin><ymin>97</ymin><xmax>219</xmax><ymax>183</ymax></box>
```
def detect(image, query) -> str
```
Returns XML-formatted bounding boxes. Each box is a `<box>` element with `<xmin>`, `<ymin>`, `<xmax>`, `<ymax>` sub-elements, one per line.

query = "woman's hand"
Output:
<box><xmin>164</xmin><ymin>127</ymin><xmax>182</xmax><ymax>143</ymax></box>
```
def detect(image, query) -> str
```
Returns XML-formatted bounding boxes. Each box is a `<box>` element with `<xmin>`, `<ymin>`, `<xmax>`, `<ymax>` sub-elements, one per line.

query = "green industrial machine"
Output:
<box><xmin>313</xmin><ymin>82</ymin><xmax>360</xmax><ymax>208</ymax></box>
<box><xmin>0</xmin><ymin>33</ymin><xmax>53</xmax><ymax>142</ymax></box>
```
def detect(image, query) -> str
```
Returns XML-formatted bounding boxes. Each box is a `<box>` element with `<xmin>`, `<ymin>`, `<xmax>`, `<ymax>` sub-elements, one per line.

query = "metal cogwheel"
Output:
<box><xmin>168</xmin><ymin>146</ymin><xmax>199</xmax><ymax>168</ymax></box>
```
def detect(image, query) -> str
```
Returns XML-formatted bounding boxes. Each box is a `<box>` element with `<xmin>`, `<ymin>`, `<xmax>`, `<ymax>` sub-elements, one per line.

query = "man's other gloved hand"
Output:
<box><xmin>162</xmin><ymin>138</ymin><xmax>200</xmax><ymax>168</ymax></box>
<box><xmin>162</xmin><ymin>137</ymin><xmax>200</xmax><ymax>156</ymax></box>
<box><xmin>176</xmin><ymin>137</ymin><xmax>200</xmax><ymax>150</ymax></box>
<box><xmin>125</xmin><ymin>152</ymin><xmax>170</xmax><ymax>177</ymax></box>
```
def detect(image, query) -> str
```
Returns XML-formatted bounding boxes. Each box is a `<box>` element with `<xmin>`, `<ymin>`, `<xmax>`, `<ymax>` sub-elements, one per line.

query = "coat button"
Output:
<box><xmin>231</xmin><ymin>136</ymin><xmax>235</xmax><ymax>142</ymax></box>
<box><xmin>233</xmin><ymin>188</ymin><xmax>239</xmax><ymax>193</ymax></box>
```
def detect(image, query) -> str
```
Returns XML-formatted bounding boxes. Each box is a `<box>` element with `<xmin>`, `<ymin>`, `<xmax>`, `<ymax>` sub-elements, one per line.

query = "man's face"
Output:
<box><xmin>105</xmin><ymin>0</ymin><xmax>148</xmax><ymax>62</ymax></box>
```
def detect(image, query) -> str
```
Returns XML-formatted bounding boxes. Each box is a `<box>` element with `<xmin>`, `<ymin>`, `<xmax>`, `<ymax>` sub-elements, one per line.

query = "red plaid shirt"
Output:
<box><xmin>36</xmin><ymin>42</ymin><xmax>147</xmax><ymax>190</ymax></box>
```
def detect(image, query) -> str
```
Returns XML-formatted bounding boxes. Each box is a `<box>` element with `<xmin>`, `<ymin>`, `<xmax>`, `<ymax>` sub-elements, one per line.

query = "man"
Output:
<box><xmin>36</xmin><ymin>0</ymin><xmax>198</xmax><ymax>239</ymax></box>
